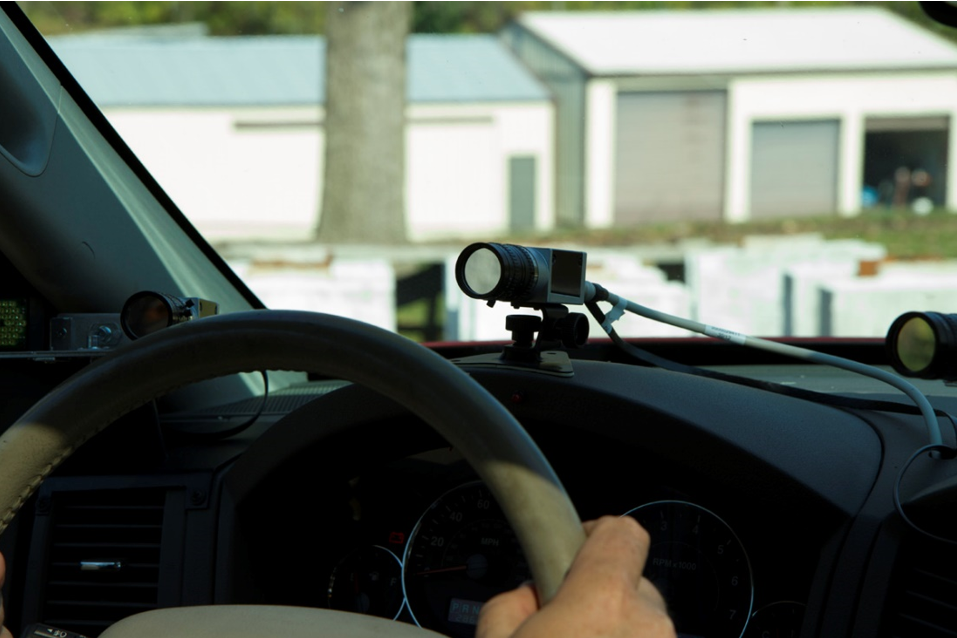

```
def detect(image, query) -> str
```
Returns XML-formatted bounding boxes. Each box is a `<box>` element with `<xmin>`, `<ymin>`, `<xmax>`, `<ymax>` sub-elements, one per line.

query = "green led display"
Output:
<box><xmin>0</xmin><ymin>299</ymin><xmax>28</xmax><ymax>349</ymax></box>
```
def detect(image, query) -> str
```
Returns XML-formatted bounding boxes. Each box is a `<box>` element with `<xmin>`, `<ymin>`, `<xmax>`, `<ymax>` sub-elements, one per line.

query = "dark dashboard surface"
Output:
<box><xmin>3</xmin><ymin>350</ymin><xmax>957</xmax><ymax>638</ymax></box>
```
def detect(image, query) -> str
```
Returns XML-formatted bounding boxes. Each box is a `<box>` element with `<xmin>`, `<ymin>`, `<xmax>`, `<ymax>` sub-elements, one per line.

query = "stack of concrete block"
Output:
<box><xmin>584</xmin><ymin>252</ymin><xmax>692</xmax><ymax>339</ymax></box>
<box><xmin>686</xmin><ymin>235</ymin><xmax>886</xmax><ymax>337</ymax></box>
<box><xmin>821</xmin><ymin>261</ymin><xmax>957</xmax><ymax>337</ymax></box>
<box><xmin>229</xmin><ymin>257</ymin><xmax>397</xmax><ymax>332</ymax></box>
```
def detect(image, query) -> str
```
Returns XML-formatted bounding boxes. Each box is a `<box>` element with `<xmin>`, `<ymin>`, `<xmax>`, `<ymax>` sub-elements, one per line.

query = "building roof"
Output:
<box><xmin>48</xmin><ymin>33</ymin><xmax>550</xmax><ymax>107</ymax></box>
<box><xmin>516</xmin><ymin>8</ymin><xmax>957</xmax><ymax>76</ymax></box>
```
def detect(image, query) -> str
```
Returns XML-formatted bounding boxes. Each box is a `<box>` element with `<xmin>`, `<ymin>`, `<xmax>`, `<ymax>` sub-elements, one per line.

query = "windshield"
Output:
<box><xmin>17</xmin><ymin>1</ymin><xmax>957</xmax><ymax>343</ymax></box>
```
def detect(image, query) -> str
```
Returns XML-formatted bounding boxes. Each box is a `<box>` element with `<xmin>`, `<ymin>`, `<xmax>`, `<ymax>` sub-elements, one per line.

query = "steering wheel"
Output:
<box><xmin>0</xmin><ymin>310</ymin><xmax>585</xmax><ymax>637</ymax></box>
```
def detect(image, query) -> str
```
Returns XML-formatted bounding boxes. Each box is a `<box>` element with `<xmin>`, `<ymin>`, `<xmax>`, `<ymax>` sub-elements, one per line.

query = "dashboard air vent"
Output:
<box><xmin>881</xmin><ymin>533</ymin><xmax>957</xmax><ymax>638</ymax></box>
<box><xmin>40</xmin><ymin>488</ymin><xmax>167</xmax><ymax>637</ymax></box>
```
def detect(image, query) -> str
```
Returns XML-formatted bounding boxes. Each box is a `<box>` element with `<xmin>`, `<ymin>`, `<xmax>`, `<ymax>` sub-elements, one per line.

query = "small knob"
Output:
<box><xmin>505</xmin><ymin>314</ymin><xmax>541</xmax><ymax>348</ymax></box>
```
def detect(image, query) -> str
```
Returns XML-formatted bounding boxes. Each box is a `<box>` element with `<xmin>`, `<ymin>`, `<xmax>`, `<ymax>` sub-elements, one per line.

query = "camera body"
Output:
<box><xmin>455</xmin><ymin>243</ymin><xmax>587</xmax><ymax>307</ymax></box>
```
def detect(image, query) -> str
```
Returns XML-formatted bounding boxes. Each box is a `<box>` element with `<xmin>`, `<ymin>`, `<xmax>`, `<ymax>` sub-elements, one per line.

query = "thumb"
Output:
<box><xmin>476</xmin><ymin>581</ymin><xmax>539</xmax><ymax>638</ymax></box>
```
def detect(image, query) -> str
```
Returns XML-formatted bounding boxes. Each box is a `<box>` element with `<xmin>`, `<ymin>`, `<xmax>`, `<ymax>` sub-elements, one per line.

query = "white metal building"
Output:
<box><xmin>503</xmin><ymin>8</ymin><xmax>957</xmax><ymax>227</ymax></box>
<box><xmin>50</xmin><ymin>32</ymin><xmax>555</xmax><ymax>242</ymax></box>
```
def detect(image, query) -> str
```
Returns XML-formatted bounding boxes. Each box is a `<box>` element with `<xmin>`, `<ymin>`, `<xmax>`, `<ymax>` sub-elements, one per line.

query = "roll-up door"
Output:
<box><xmin>614</xmin><ymin>91</ymin><xmax>726</xmax><ymax>225</ymax></box>
<box><xmin>509</xmin><ymin>156</ymin><xmax>537</xmax><ymax>233</ymax></box>
<box><xmin>750</xmin><ymin>120</ymin><xmax>839</xmax><ymax>219</ymax></box>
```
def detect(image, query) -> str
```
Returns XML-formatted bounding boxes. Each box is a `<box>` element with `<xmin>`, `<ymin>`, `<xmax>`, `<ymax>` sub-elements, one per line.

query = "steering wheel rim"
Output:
<box><xmin>0</xmin><ymin>310</ymin><xmax>584</xmax><ymax>635</ymax></box>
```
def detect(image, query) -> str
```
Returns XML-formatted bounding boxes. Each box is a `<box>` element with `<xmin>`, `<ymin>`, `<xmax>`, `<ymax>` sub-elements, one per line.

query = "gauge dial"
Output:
<box><xmin>327</xmin><ymin>545</ymin><xmax>404</xmax><ymax>619</ymax></box>
<box><xmin>625</xmin><ymin>500</ymin><xmax>754</xmax><ymax>638</ymax></box>
<box><xmin>745</xmin><ymin>601</ymin><xmax>805</xmax><ymax>638</ymax></box>
<box><xmin>403</xmin><ymin>481</ymin><xmax>529</xmax><ymax>638</ymax></box>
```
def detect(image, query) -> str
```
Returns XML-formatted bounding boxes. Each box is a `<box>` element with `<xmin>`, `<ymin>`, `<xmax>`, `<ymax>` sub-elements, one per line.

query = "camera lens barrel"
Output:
<box><xmin>456</xmin><ymin>243</ymin><xmax>546</xmax><ymax>304</ymax></box>
<box><xmin>887</xmin><ymin>311</ymin><xmax>957</xmax><ymax>380</ymax></box>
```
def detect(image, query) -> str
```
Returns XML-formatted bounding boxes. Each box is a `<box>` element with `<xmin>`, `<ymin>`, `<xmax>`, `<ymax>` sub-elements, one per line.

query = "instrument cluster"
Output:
<box><xmin>323</xmin><ymin>476</ymin><xmax>802</xmax><ymax>638</ymax></box>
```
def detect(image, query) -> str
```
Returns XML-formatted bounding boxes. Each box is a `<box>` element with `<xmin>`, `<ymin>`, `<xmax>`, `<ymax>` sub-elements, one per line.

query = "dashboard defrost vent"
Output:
<box><xmin>881</xmin><ymin>533</ymin><xmax>957</xmax><ymax>638</ymax></box>
<box><xmin>41</xmin><ymin>488</ymin><xmax>167</xmax><ymax>637</ymax></box>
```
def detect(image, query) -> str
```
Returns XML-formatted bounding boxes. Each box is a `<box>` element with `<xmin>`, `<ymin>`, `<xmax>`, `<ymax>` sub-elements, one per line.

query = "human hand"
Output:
<box><xmin>0</xmin><ymin>552</ymin><xmax>12</xmax><ymax>638</ymax></box>
<box><xmin>476</xmin><ymin>516</ymin><xmax>675</xmax><ymax>638</ymax></box>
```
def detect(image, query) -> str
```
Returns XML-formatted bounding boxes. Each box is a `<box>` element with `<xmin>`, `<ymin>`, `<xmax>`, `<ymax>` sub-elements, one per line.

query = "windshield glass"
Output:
<box><xmin>18</xmin><ymin>1</ymin><xmax>957</xmax><ymax>342</ymax></box>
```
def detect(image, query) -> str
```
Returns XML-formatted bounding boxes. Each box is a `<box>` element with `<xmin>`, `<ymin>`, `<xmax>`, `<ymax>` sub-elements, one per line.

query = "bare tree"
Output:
<box><xmin>317</xmin><ymin>1</ymin><xmax>410</xmax><ymax>244</ymax></box>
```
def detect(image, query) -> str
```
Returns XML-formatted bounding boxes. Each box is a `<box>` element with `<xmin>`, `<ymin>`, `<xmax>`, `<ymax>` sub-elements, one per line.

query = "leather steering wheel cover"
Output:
<box><xmin>99</xmin><ymin>605</ymin><xmax>450</xmax><ymax>638</ymax></box>
<box><xmin>0</xmin><ymin>310</ymin><xmax>584</xmax><ymax>603</ymax></box>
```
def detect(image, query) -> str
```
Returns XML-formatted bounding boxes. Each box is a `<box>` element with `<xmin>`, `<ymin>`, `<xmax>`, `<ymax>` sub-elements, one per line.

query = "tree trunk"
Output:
<box><xmin>317</xmin><ymin>1</ymin><xmax>410</xmax><ymax>244</ymax></box>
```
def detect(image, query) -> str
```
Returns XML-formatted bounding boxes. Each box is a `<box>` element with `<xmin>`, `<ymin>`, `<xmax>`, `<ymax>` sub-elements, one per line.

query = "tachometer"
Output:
<box><xmin>624</xmin><ymin>500</ymin><xmax>754</xmax><ymax>638</ymax></box>
<box><xmin>402</xmin><ymin>481</ymin><xmax>529</xmax><ymax>637</ymax></box>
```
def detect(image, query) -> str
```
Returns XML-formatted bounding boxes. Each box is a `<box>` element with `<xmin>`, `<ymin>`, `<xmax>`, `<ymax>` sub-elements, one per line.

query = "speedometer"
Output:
<box><xmin>624</xmin><ymin>500</ymin><xmax>754</xmax><ymax>638</ymax></box>
<box><xmin>402</xmin><ymin>481</ymin><xmax>529</xmax><ymax>638</ymax></box>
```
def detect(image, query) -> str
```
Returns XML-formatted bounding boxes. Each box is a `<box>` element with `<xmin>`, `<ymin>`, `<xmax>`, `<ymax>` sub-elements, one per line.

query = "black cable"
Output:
<box><xmin>946</xmin><ymin>412</ymin><xmax>957</xmax><ymax>443</ymax></box>
<box><xmin>588</xmin><ymin>295</ymin><xmax>957</xmax><ymax>543</ymax></box>
<box><xmin>585</xmin><ymin>299</ymin><xmax>957</xmax><ymax>432</ymax></box>
<box><xmin>893</xmin><ymin>443</ymin><xmax>957</xmax><ymax>545</ymax></box>
<box><xmin>163</xmin><ymin>370</ymin><xmax>270</xmax><ymax>442</ymax></box>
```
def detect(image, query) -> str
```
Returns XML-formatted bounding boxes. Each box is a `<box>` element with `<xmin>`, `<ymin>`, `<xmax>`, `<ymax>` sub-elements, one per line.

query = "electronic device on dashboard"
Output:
<box><xmin>887</xmin><ymin>311</ymin><xmax>957</xmax><ymax>382</ymax></box>
<box><xmin>454</xmin><ymin>243</ymin><xmax>590</xmax><ymax>372</ymax></box>
<box><xmin>455</xmin><ymin>242</ymin><xmax>586</xmax><ymax>307</ymax></box>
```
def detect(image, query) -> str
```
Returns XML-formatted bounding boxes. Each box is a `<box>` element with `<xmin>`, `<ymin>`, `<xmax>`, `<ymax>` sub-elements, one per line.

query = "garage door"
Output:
<box><xmin>750</xmin><ymin>120</ymin><xmax>839</xmax><ymax>219</ymax></box>
<box><xmin>614</xmin><ymin>91</ymin><xmax>726</xmax><ymax>225</ymax></box>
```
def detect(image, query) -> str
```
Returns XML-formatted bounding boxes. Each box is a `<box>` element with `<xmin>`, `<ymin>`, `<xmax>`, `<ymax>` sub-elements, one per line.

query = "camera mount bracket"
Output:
<box><xmin>449</xmin><ymin>304</ymin><xmax>588</xmax><ymax>378</ymax></box>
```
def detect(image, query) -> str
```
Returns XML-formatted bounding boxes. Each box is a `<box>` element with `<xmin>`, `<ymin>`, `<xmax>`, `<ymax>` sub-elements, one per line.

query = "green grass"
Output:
<box><xmin>502</xmin><ymin>209</ymin><xmax>957</xmax><ymax>261</ymax></box>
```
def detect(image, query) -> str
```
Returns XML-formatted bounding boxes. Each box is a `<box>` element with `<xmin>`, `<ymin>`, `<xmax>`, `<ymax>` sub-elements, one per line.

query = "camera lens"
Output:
<box><xmin>121</xmin><ymin>291</ymin><xmax>190</xmax><ymax>340</ymax></box>
<box><xmin>896</xmin><ymin>316</ymin><xmax>936</xmax><ymax>373</ymax></box>
<box><xmin>455</xmin><ymin>243</ymin><xmax>541</xmax><ymax>303</ymax></box>
<box><xmin>887</xmin><ymin>311</ymin><xmax>957</xmax><ymax>380</ymax></box>
<box><xmin>461</xmin><ymin>247</ymin><xmax>502</xmax><ymax>296</ymax></box>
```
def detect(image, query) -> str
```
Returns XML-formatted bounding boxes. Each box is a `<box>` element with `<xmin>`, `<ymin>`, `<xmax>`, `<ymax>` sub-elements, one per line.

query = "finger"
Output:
<box><xmin>638</xmin><ymin>576</ymin><xmax>669</xmax><ymax>615</ymax></box>
<box><xmin>476</xmin><ymin>581</ymin><xmax>538</xmax><ymax>638</ymax></box>
<box><xmin>0</xmin><ymin>551</ymin><xmax>5</xmax><ymax>630</ymax></box>
<box><xmin>588</xmin><ymin>519</ymin><xmax>669</xmax><ymax>615</ymax></box>
<box><xmin>0</xmin><ymin>552</ymin><xmax>11</xmax><ymax>638</ymax></box>
<box><xmin>560</xmin><ymin>516</ymin><xmax>651</xmax><ymax>598</ymax></box>
<box><xmin>0</xmin><ymin>591</ymin><xmax>8</xmax><ymax>638</ymax></box>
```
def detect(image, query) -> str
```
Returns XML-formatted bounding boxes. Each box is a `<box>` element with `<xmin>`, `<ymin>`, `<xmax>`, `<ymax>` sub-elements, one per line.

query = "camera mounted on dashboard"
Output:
<box><xmin>455</xmin><ymin>243</ymin><xmax>590</xmax><ymax>367</ymax></box>
<box><xmin>887</xmin><ymin>311</ymin><xmax>957</xmax><ymax>383</ymax></box>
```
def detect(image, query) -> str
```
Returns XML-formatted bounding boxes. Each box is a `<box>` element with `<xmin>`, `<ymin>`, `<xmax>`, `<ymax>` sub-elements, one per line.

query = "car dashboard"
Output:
<box><xmin>4</xmin><ymin>343</ymin><xmax>957</xmax><ymax>638</ymax></box>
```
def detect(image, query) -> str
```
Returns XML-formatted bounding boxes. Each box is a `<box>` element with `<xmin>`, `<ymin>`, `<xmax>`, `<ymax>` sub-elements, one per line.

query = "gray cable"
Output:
<box><xmin>596</xmin><ymin>287</ymin><xmax>943</xmax><ymax>447</ymax></box>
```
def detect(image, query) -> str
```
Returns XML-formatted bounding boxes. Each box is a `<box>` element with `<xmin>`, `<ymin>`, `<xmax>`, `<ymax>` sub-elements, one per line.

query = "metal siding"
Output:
<box><xmin>516</xmin><ymin>10</ymin><xmax>957</xmax><ymax>76</ymax></box>
<box><xmin>502</xmin><ymin>24</ymin><xmax>586</xmax><ymax>227</ymax></box>
<box><xmin>614</xmin><ymin>91</ymin><xmax>726</xmax><ymax>224</ymax></box>
<box><xmin>50</xmin><ymin>35</ymin><xmax>550</xmax><ymax>107</ymax></box>
<box><xmin>751</xmin><ymin>120</ymin><xmax>840</xmax><ymax>219</ymax></box>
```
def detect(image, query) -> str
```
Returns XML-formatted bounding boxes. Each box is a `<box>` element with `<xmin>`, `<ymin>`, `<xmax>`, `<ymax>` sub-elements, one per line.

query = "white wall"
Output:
<box><xmin>105</xmin><ymin>101</ymin><xmax>554</xmax><ymax>243</ymax></box>
<box><xmin>107</xmin><ymin>106</ymin><xmax>325</xmax><ymax>240</ymax></box>
<box><xmin>822</xmin><ymin>262</ymin><xmax>957</xmax><ymax>337</ymax></box>
<box><xmin>406</xmin><ymin>103</ymin><xmax>555</xmax><ymax>241</ymax></box>
<box><xmin>725</xmin><ymin>73</ymin><xmax>957</xmax><ymax>222</ymax></box>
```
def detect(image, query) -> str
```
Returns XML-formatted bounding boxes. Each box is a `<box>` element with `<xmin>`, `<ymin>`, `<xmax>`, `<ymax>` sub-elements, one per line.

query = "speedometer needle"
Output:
<box><xmin>415</xmin><ymin>564</ymin><xmax>468</xmax><ymax>576</ymax></box>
